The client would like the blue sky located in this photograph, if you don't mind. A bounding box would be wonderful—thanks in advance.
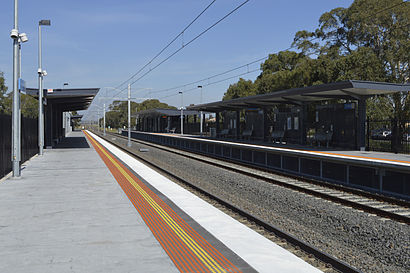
[0,0,354,120]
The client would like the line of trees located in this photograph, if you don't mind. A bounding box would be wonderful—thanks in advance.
[223,0,409,120]
[101,99,176,129]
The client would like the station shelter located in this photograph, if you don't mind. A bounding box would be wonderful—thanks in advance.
[135,108,207,134]
[27,88,99,148]
[187,80,408,150]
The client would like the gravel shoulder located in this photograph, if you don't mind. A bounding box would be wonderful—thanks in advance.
[108,135,410,273]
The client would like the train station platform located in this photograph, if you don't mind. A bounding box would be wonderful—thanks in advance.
[125,131,410,200]
[0,130,321,272]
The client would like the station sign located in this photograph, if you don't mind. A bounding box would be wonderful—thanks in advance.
[18,78,26,92]
[47,88,54,93]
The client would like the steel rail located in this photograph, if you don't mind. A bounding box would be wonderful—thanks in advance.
[105,132,410,224]
[95,131,362,273]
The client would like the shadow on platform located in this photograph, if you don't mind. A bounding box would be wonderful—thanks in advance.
[54,136,90,149]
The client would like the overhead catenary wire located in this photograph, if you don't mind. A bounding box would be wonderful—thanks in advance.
[114,0,217,92]
[110,0,250,100]
[148,1,410,102]
[150,36,319,100]
[158,68,261,100]
[95,0,407,120]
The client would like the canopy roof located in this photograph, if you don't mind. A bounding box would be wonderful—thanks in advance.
[135,108,204,117]
[188,80,409,112]
[27,88,100,111]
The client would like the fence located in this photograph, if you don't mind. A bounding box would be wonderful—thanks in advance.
[0,114,38,179]
[367,119,410,154]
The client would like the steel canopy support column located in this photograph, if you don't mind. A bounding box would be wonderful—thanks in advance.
[357,97,366,150]
[215,112,220,136]
[263,108,269,142]
[236,110,240,139]
[300,103,307,145]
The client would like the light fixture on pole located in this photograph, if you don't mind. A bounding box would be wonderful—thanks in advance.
[198,85,203,136]
[10,0,20,177]
[179,91,184,135]
[38,19,51,156]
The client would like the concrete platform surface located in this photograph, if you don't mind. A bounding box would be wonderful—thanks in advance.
[0,131,178,273]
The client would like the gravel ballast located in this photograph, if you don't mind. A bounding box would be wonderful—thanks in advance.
[105,135,410,273]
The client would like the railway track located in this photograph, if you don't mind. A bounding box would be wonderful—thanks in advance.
[105,132,410,225]
[95,131,363,273]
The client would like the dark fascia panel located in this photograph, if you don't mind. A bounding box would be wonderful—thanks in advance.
[187,80,407,112]
[26,88,100,98]
[26,87,99,111]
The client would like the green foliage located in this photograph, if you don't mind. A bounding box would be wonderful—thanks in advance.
[21,94,38,118]
[0,72,38,118]
[0,72,8,113]
[222,0,409,120]
[71,111,80,128]
[223,78,256,100]
[104,99,176,128]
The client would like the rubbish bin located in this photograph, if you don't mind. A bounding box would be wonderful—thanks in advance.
[210,128,216,137]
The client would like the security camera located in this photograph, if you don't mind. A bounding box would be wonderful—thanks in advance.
[10,29,19,39]
[37,68,42,74]
[42,70,47,76]
[19,33,28,43]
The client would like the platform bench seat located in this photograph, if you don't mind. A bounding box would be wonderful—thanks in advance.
[219,129,230,138]
[242,129,253,140]
[271,130,285,143]
[314,131,333,147]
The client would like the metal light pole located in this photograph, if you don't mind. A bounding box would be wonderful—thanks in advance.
[127,84,131,147]
[11,0,20,176]
[38,19,50,156]
[198,85,203,136]
[16,32,27,169]
[179,91,184,135]
[103,103,106,136]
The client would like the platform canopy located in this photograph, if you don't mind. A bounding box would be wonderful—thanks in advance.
[27,88,99,111]
[188,80,409,112]
[135,108,205,117]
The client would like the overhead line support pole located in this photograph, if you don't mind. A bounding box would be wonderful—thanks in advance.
[103,103,106,136]
[127,84,131,147]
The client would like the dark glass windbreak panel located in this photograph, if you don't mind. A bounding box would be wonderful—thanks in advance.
[207,143,215,154]
[0,114,37,179]
[223,146,231,157]
[195,142,200,151]
[215,145,222,155]
[349,166,378,189]
[254,151,266,165]
[283,156,299,172]
[300,158,320,177]
[322,161,346,182]
[383,171,410,196]
[267,153,281,168]
[242,149,252,162]
[201,143,207,152]
[231,148,241,159]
